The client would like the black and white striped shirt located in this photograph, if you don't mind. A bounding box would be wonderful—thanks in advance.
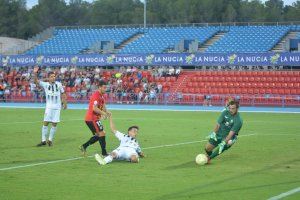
[40,81,64,109]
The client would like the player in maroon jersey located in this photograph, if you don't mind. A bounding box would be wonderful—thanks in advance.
[79,80,110,156]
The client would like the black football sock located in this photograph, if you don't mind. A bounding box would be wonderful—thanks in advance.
[83,135,100,149]
[98,136,107,155]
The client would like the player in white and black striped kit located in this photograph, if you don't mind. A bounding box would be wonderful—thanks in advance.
[95,112,145,165]
[34,66,67,147]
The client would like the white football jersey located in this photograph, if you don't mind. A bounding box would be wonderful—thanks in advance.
[115,131,142,154]
[39,81,64,109]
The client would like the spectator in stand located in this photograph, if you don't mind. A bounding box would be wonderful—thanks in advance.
[90,81,98,92]
[175,67,181,78]
[157,83,162,93]
[137,90,143,104]
[80,83,88,100]
[30,81,38,102]
[203,95,212,106]
[4,86,10,100]
[60,66,68,74]
[137,71,143,80]
[176,92,183,102]
[116,86,122,104]
[122,87,127,103]
[126,66,132,76]
[142,81,148,92]
[143,88,150,103]
[149,88,157,103]
[74,75,82,87]
[0,66,169,104]
[151,67,159,78]
[21,86,26,97]
[0,80,5,102]
[162,66,167,77]
[127,88,135,104]
[158,67,164,77]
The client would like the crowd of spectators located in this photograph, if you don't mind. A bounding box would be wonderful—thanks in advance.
[0,66,181,103]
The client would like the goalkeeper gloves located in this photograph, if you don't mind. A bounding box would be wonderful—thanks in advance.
[218,141,226,154]
[207,132,217,141]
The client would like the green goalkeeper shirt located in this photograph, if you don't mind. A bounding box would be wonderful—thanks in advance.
[217,109,243,138]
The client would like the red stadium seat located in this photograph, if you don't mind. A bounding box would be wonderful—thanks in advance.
[170,77,176,82]
[189,88,195,93]
[183,88,189,93]
[192,82,198,87]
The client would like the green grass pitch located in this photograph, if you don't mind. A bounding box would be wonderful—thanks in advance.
[0,108,300,200]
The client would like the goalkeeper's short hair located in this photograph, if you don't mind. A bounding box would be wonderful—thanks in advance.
[228,99,239,108]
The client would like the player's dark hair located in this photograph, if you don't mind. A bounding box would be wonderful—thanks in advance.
[48,72,55,77]
[128,126,139,132]
[228,100,239,108]
[98,80,107,87]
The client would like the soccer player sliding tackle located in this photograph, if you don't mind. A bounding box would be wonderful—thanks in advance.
[95,112,145,165]
[204,100,243,164]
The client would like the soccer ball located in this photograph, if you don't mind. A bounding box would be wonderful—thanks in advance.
[195,154,208,165]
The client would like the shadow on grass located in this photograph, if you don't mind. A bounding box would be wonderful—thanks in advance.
[155,158,300,200]
[164,161,198,170]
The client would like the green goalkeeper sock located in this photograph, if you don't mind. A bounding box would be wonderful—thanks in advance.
[209,145,232,159]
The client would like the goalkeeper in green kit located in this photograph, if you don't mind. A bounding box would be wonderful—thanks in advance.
[204,100,243,163]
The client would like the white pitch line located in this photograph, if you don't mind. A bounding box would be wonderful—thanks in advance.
[0,119,83,125]
[0,134,256,172]
[267,187,300,200]
[0,157,83,171]
[1,105,300,114]
[0,117,203,125]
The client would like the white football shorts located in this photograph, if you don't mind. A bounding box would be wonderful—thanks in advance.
[44,108,61,123]
[112,147,138,161]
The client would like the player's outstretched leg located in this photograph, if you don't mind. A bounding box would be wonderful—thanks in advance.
[95,152,116,165]
[95,154,113,165]
[209,144,232,160]
[80,135,101,156]
[95,154,106,165]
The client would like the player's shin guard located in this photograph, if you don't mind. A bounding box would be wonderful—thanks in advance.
[83,135,100,149]
[42,125,48,142]
[49,127,57,141]
[98,136,107,156]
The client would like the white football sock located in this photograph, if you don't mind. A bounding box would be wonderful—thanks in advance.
[48,126,57,142]
[42,125,48,142]
[104,155,113,164]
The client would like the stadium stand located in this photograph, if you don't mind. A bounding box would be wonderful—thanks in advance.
[26,28,139,55]
[25,25,300,54]
[175,70,300,106]
[205,26,290,53]
[0,66,299,107]
[119,27,219,53]
[2,24,299,107]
